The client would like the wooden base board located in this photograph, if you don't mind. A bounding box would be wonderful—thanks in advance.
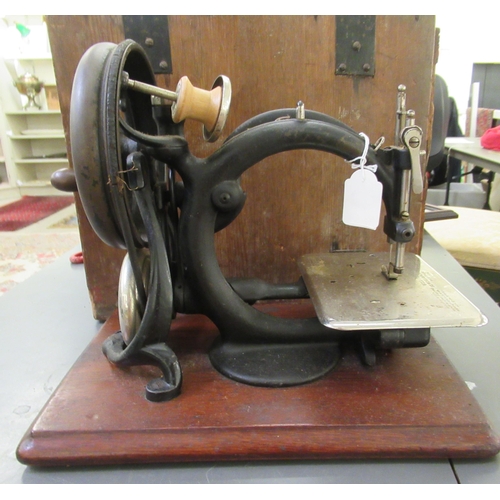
[17,302,500,466]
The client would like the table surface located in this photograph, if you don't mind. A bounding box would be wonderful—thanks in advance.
[444,137,500,173]
[425,206,500,271]
[1,234,500,484]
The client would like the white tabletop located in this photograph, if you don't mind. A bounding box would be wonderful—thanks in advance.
[444,137,500,173]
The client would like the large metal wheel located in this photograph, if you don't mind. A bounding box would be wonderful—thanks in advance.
[71,41,180,400]
[71,40,159,249]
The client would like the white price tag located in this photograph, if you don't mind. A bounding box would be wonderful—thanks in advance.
[342,169,383,230]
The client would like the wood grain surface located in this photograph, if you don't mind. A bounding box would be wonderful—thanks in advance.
[46,16,126,320]
[17,304,500,466]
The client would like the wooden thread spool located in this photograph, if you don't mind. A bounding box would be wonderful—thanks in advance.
[171,76,222,133]
[123,72,231,142]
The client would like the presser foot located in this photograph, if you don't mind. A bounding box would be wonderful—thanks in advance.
[102,332,182,402]
[209,338,341,387]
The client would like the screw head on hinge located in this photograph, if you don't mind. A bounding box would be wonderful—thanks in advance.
[352,41,362,51]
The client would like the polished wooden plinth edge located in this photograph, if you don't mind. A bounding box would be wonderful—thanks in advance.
[17,302,500,466]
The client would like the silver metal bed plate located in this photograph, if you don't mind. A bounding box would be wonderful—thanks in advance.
[298,252,486,331]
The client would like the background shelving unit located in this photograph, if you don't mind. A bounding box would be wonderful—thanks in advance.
[0,15,68,201]
[4,110,67,195]
[0,137,10,197]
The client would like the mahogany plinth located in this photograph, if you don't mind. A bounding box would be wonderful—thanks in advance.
[17,302,500,466]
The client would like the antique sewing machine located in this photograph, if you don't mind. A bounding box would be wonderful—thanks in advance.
[54,39,485,403]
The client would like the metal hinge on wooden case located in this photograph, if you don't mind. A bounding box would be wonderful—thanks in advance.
[122,15,173,74]
[335,15,376,77]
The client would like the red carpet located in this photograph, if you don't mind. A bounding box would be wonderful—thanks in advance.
[0,196,75,232]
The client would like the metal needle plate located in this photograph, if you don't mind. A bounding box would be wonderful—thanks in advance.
[298,252,486,331]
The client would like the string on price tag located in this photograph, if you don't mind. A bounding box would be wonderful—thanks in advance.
[342,133,383,230]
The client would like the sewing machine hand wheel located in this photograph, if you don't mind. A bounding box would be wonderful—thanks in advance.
[70,40,181,401]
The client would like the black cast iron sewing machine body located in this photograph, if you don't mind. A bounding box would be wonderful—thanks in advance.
[53,39,450,402]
